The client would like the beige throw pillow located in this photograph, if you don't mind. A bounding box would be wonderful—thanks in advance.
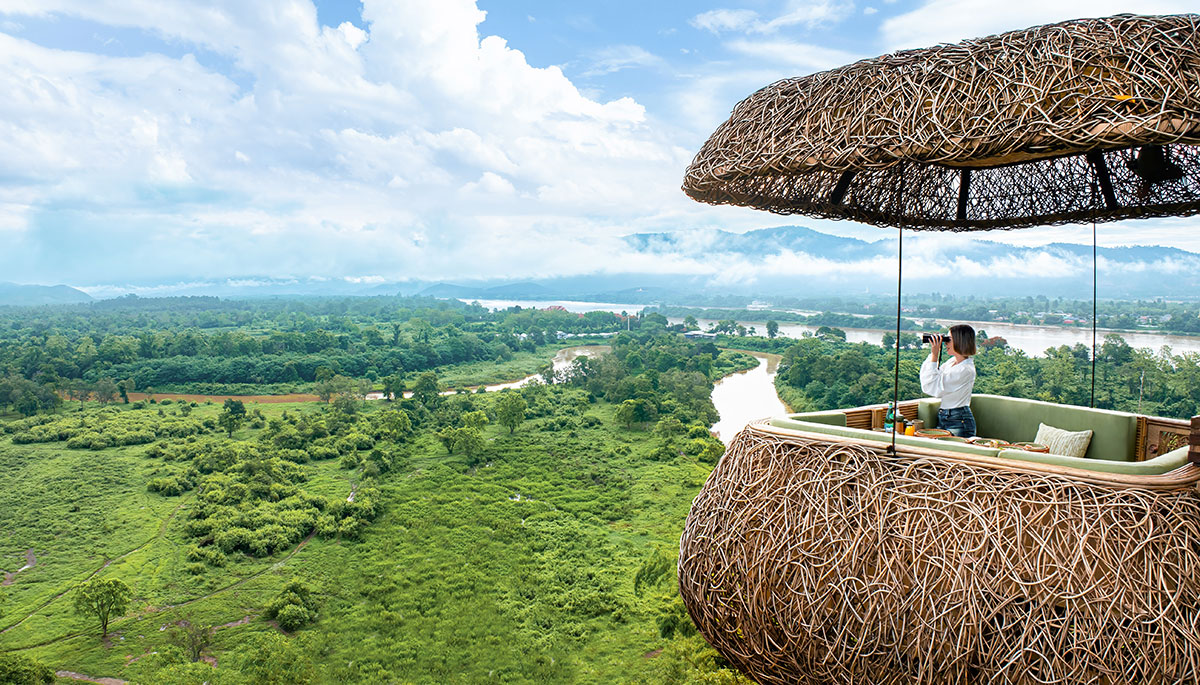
[1034,423,1093,458]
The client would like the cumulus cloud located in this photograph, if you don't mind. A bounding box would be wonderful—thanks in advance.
[881,0,1198,51]
[0,0,704,285]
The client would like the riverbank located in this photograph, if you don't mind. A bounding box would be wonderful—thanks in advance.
[710,350,788,443]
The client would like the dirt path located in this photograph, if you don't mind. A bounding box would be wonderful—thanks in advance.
[1,548,35,586]
[0,497,189,635]
[162,530,317,611]
[55,671,126,685]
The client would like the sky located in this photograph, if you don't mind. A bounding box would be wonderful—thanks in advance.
[1,0,1198,292]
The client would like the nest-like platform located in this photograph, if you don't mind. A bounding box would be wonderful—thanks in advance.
[682,14,1200,230]
[678,423,1200,684]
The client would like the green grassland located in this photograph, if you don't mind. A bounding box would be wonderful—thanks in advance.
[0,343,757,684]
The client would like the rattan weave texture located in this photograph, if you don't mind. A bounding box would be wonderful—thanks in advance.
[678,425,1200,684]
[682,14,1200,230]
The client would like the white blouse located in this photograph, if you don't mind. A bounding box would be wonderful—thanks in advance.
[920,356,976,409]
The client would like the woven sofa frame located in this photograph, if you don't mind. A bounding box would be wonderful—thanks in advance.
[678,409,1200,684]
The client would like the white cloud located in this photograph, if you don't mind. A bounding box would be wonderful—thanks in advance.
[863,7,878,15]
[583,45,664,76]
[691,1,855,35]
[691,9,760,34]
[725,39,861,72]
[0,0,710,284]
[881,0,1198,51]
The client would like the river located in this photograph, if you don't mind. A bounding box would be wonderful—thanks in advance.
[365,345,609,399]
[667,317,1200,358]
[456,298,1200,357]
[709,352,787,444]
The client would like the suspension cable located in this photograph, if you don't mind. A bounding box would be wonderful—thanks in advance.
[1091,220,1097,408]
[891,226,902,454]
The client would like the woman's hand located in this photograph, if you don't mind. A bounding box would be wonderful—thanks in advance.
[929,333,942,363]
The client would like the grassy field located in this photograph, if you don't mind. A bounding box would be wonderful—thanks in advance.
[0,387,732,683]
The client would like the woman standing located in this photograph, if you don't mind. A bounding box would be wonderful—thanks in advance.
[920,324,977,437]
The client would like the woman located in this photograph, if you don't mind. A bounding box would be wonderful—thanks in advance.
[920,324,977,437]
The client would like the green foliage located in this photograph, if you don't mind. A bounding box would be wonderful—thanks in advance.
[73,577,133,637]
[235,633,317,685]
[0,653,54,685]
[166,615,214,662]
[265,578,319,631]
[634,548,676,595]
[496,391,528,433]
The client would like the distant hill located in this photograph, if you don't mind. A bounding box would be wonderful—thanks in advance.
[62,225,1200,302]
[0,282,92,306]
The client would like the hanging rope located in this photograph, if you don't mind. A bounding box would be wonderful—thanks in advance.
[890,227,902,454]
[1091,220,1097,408]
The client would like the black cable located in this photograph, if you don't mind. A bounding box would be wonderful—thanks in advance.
[1091,220,1097,408]
[891,227,902,454]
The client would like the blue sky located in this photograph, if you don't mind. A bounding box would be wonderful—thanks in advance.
[1,0,1197,292]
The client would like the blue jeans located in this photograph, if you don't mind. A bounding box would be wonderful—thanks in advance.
[938,406,976,438]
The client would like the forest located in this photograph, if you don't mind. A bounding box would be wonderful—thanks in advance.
[1,295,1198,684]
[0,297,756,684]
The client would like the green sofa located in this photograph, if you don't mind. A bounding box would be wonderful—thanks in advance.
[770,395,1192,476]
[922,394,1136,462]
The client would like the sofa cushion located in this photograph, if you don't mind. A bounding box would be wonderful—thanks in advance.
[768,418,1001,458]
[969,395,1137,462]
[1034,423,1093,458]
[995,445,1189,476]
[785,410,847,427]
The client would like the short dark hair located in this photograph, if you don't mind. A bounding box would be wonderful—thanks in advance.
[949,324,976,356]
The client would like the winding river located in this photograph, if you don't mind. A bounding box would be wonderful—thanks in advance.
[709,352,787,444]
[365,345,610,399]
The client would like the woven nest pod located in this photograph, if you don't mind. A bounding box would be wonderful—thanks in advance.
[683,13,1200,230]
[679,426,1200,684]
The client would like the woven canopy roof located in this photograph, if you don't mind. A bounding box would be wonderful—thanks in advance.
[683,13,1200,230]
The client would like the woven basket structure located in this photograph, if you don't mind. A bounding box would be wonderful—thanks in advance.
[682,14,1200,230]
[678,424,1200,684]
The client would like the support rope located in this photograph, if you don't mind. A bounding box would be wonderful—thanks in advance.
[890,227,902,454]
[1091,220,1097,408]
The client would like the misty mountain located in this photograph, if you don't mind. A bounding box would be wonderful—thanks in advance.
[0,282,93,306]
[60,225,1200,303]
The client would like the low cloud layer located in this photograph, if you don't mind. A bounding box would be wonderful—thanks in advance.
[1,0,1198,290]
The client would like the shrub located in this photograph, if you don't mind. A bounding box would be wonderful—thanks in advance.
[0,653,54,684]
[265,579,319,631]
[275,603,313,632]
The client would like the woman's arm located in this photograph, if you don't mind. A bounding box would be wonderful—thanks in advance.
[920,356,943,397]
[921,358,975,399]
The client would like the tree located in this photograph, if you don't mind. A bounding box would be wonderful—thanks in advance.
[218,399,246,437]
[460,410,488,430]
[412,371,441,407]
[766,320,780,339]
[94,377,119,404]
[167,616,213,662]
[118,378,136,404]
[381,373,404,401]
[495,392,527,434]
[615,400,638,429]
[380,409,412,441]
[452,427,486,465]
[66,380,91,409]
[683,315,699,331]
[74,578,132,637]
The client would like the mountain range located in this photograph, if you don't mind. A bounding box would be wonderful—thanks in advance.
[0,282,93,306]
[7,226,1200,304]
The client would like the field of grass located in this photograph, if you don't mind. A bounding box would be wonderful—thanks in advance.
[0,387,735,683]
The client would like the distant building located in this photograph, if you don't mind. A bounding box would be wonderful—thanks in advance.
[684,331,718,340]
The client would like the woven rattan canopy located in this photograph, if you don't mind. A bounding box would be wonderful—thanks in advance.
[683,13,1200,230]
